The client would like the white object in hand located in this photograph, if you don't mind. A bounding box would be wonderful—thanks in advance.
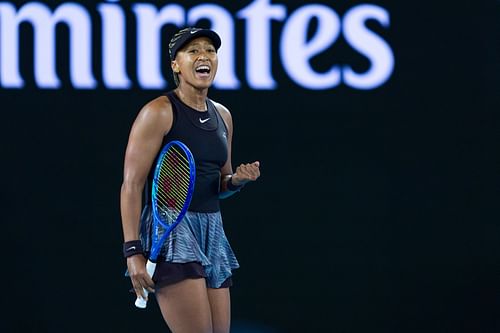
[134,260,157,309]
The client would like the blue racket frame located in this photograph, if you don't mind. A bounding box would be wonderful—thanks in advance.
[149,140,196,262]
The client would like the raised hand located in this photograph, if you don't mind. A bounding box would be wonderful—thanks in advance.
[231,161,260,186]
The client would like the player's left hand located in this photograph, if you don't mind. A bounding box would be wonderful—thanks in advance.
[231,161,260,186]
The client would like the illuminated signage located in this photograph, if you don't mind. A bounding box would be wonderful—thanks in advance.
[0,0,394,90]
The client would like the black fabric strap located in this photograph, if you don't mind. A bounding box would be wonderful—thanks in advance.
[123,240,144,258]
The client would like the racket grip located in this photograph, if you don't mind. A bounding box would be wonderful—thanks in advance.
[134,260,157,309]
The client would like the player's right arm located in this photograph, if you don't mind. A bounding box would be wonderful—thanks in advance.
[120,96,173,298]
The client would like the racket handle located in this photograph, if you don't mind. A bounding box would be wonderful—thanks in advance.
[134,260,157,309]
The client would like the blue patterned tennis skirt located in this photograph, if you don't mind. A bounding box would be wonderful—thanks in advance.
[139,206,240,288]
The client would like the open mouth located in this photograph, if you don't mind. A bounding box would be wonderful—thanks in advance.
[195,65,211,75]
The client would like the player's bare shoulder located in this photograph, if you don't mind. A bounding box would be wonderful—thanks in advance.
[140,95,172,121]
[135,95,173,135]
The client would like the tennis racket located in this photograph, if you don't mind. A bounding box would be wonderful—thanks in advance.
[135,140,196,309]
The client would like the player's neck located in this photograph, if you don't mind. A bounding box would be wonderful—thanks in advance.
[174,86,208,112]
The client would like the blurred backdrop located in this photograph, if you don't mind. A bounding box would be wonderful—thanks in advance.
[1,0,499,332]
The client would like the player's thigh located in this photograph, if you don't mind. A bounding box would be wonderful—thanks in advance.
[156,278,212,333]
[207,287,231,333]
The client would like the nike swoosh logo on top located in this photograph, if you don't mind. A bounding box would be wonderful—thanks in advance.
[126,246,136,251]
[199,118,210,124]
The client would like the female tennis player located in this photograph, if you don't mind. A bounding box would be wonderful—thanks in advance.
[120,27,260,333]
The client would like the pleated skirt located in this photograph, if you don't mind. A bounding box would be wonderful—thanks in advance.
[139,206,240,288]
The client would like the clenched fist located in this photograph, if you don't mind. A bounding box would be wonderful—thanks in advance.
[231,161,260,186]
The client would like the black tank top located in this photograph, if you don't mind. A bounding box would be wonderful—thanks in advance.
[147,91,228,213]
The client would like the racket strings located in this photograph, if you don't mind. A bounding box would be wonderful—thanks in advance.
[155,146,192,222]
[158,160,190,201]
[158,167,190,193]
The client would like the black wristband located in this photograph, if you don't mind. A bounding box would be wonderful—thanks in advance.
[227,176,245,192]
[123,240,144,258]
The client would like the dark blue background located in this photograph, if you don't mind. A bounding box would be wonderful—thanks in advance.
[1,1,499,332]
